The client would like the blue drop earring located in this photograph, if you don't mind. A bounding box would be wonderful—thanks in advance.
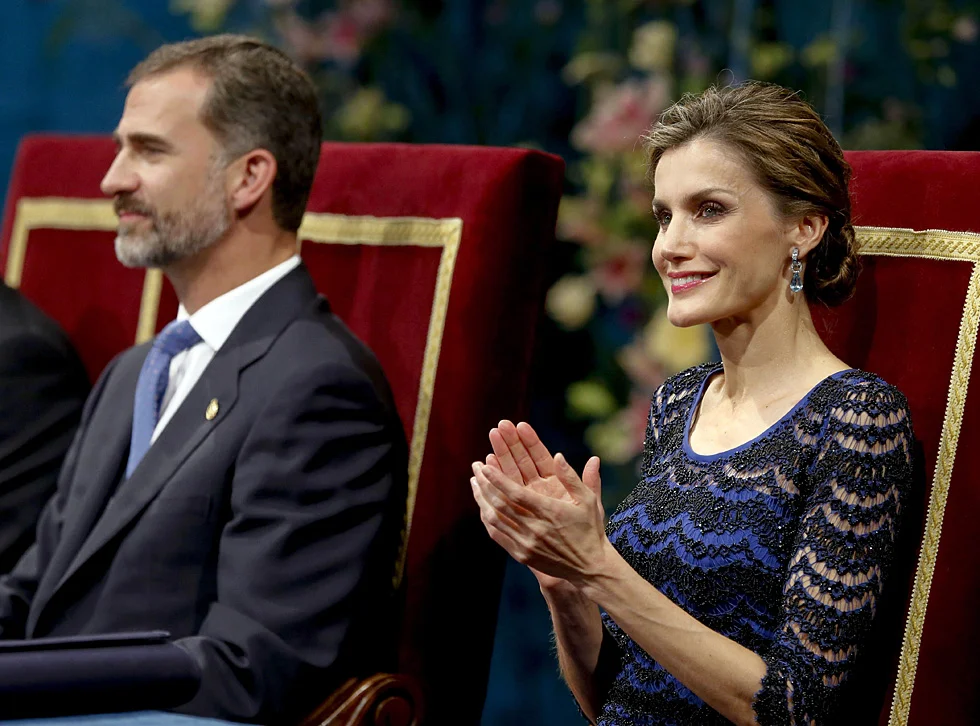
[790,248,804,293]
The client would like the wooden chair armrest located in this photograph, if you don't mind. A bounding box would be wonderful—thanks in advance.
[300,672,423,726]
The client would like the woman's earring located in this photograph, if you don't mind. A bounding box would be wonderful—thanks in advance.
[790,248,804,293]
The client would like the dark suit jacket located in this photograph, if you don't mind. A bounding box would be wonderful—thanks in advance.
[0,284,89,574]
[0,266,408,724]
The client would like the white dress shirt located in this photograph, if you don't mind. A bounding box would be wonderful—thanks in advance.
[150,255,302,443]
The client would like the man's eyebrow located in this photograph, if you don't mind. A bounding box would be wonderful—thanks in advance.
[112,131,175,151]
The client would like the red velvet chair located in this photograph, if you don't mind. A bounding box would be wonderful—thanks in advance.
[812,151,980,726]
[1,134,565,725]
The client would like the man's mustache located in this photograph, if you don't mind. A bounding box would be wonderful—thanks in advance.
[113,197,153,217]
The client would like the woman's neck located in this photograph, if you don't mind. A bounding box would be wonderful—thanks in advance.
[709,302,844,408]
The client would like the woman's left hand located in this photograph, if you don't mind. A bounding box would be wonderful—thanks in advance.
[471,451,610,586]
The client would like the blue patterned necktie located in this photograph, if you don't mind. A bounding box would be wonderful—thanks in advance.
[125,320,202,478]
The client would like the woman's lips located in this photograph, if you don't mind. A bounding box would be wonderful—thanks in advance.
[669,272,716,294]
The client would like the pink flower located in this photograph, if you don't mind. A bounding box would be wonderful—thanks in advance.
[485,0,508,25]
[571,77,669,154]
[682,48,712,78]
[275,1,394,65]
[591,243,650,304]
[953,16,979,43]
[535,0,563,25]
[349,0,395,35]
[557,197,608,247]
[322,13,363,63]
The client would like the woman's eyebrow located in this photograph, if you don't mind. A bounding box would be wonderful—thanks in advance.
[652,186,736,211]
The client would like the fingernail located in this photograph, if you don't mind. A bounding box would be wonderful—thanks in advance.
[470,477,477,488]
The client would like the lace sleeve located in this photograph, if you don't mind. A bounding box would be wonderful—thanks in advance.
[751,380,914,725]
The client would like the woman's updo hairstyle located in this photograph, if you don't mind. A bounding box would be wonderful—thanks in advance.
[643,81,859,307]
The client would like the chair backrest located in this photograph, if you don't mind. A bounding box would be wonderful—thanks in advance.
[1,135,565,725]
[812,151,980,726]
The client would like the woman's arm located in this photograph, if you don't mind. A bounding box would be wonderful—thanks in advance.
[577,538,767,725]
[540,580,606,722]
[475,454,767,726]
[479,432,610,721]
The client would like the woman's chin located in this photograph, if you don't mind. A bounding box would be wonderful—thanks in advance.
[665,307,709,329]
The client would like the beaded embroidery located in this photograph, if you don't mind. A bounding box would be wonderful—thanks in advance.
[596,363,913,725]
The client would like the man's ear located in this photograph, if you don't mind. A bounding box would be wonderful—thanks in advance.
[791,212,829,260]
[227,149,277,214]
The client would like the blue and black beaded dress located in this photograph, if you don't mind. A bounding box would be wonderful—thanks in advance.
[596,363,913,725]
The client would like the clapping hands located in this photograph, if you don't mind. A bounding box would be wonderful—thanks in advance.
[470,421,608,588]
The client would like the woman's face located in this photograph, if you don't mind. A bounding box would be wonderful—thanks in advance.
[651,138,797,329]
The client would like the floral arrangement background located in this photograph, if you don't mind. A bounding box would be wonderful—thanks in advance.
[46,0,980,504]
[33,0,980,721]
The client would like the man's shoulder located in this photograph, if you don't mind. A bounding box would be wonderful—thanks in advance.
[245,298,396,408]
[277,298,386,375]
[0,284,66,343]
[0,284,87,378]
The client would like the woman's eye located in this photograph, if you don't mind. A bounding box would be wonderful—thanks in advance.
[657,212,671,228]
[700,203,724,218]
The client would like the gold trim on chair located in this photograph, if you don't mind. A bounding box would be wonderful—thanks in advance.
[299,213,463,587]
[5,198,164,344]
[854,226,980,726]
[5,199,461,588]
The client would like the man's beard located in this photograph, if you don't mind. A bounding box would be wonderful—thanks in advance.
[113,172,232,269]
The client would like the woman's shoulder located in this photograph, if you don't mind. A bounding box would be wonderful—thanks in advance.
[820,368,911,414]
[808,369,915,452]
[652,362,721,408]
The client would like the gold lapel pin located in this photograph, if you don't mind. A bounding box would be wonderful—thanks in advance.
[205,398,220,421]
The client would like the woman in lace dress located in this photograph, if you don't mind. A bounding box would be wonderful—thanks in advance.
[470,82,914,726]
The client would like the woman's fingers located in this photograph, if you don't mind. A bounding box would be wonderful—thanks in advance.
[472,462,538,525]
[514,422,558,478]
[489,424,525,482]
[554,452,596,506]
[471,476,527,558]
[471,473,521,532]
[495,420,543,483]
[581,456,602,497]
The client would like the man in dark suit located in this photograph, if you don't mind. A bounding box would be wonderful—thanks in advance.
[0,284,88,574]
[0,35,407,724]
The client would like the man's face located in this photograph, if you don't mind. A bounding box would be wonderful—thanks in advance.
[101,67,232,269]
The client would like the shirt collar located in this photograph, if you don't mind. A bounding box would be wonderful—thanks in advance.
[176,255,302,352]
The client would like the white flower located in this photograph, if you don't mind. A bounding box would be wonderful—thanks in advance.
[546,275,597,330]
[629,21,678,73]
[170,0,236,31]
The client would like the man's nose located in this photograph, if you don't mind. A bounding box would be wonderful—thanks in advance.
[100,153,138,197]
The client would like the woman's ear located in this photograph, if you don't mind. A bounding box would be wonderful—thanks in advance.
[226,149,277,215]
[791,212,829,260]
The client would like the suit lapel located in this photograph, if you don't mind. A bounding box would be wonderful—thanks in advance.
[50,354,242,596]
[44,265,322,604]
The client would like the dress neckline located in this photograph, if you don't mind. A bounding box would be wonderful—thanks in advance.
[682,363,856,461]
